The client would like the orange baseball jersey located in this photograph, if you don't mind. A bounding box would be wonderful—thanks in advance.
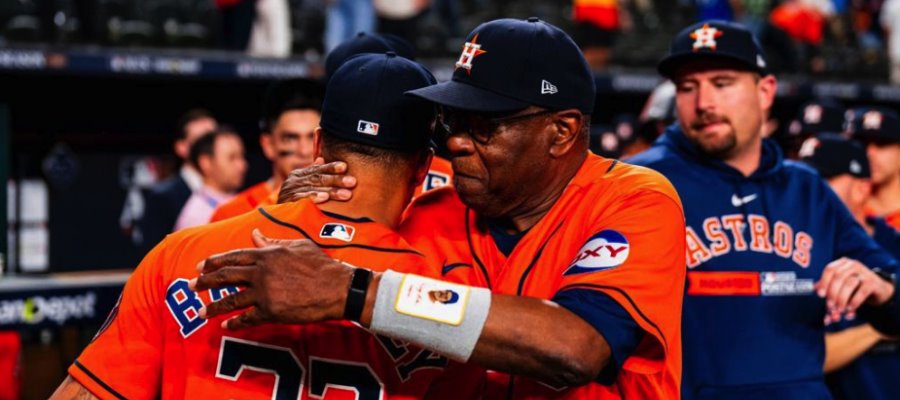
[69,200,463,400]
[209,181,274,222]
[400,153,686,399]
[413,156,453,199]
[886,210,900,231]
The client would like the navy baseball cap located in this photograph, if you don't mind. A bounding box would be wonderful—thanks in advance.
[407,17,595,114]
[658,20,769,79]
[799,134,870,178]
[325,32,416,81]
[788,98,845,137]
[846,106,900,144]
[321,53,437,151]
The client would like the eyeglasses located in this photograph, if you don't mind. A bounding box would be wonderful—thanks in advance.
[437,109,555,144]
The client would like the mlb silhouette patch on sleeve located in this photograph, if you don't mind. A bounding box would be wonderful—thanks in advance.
[395,275,470,325]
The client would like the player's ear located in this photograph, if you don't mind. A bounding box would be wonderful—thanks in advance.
[757,74,777,114]
[198,154,212,176]
[413,149,434,187]
[549,109,583,158]
[313,127,324,159]
[174,138,189,160]
[259,132,275,161]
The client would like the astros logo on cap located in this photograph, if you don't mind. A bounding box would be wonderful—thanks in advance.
[863,111,883,130]
[455,33,487,74]
[798,137,820,158]
[803,104,823,124]
[690,23,724,51]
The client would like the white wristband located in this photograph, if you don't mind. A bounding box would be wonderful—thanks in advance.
[369,270,491,362]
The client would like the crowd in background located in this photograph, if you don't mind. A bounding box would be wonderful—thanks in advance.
[2,0,900,81]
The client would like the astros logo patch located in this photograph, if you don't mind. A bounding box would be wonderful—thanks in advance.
[863,111,883,130]
[319,223,356,242]
[690,24,723,51]
[564,230,630,276]
[455,33,487,74]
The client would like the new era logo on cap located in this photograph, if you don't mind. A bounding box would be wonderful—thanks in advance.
[357,120,379,136]
[541,80,557,95]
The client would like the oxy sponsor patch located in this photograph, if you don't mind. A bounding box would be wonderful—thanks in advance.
[564,230,629,276]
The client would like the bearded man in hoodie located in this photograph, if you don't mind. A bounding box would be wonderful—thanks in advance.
[629,20,900,400]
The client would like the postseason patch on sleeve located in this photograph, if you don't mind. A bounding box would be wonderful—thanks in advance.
[394,275,470,326]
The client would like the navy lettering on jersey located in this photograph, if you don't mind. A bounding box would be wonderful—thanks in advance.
[309,357,384,400]
[217,337,304,400]
[423,172,450,192]
[686,215,813,269]
[397,349,449,382]
[375,334,410,360]
[165,278,207,337]
[209,286,240,301]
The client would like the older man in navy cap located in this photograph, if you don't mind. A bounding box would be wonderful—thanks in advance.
[196,17,686,399]
[630,20,900,400]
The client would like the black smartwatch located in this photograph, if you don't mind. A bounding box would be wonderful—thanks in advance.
[344,268,372,322]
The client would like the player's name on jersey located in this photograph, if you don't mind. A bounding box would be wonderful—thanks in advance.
[685,214,813,269]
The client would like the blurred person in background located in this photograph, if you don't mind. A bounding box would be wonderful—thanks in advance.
[137,109,217,254]
[323,31,417,80]
[247,0,292,57]
[799,133,900,400]
[846,107,900,230]
[217,0,257,51]
[174,128,246,230]
[210,80,321,222]
[374,0,430,48]
[769,0,835,73]
[882,0,900,83]
[782,98,845,159]
[325,0,376,53]
[572,0,623,71]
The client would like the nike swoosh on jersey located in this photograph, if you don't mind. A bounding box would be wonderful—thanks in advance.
[731,193,758,207]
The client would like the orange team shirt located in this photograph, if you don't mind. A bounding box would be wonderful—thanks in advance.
[210,181,274,222]
[399,153,686,399]
[886,210,900,231]
[413,156,453,199]
[69,199,474,400]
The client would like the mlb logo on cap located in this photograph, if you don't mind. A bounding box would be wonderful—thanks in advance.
[357,120,379,136]
[320,223,356,242]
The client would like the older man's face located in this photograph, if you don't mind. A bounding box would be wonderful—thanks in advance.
[443,107,556,218]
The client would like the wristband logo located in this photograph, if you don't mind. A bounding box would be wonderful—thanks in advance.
[564,230,630,276]
[319,223,356,242]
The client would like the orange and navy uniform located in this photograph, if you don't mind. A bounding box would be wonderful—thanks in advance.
[210,181,274,222]
[400,153,686,399]
[413,156,453,199]
[883,210,900,231]
[69,200,461,400]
